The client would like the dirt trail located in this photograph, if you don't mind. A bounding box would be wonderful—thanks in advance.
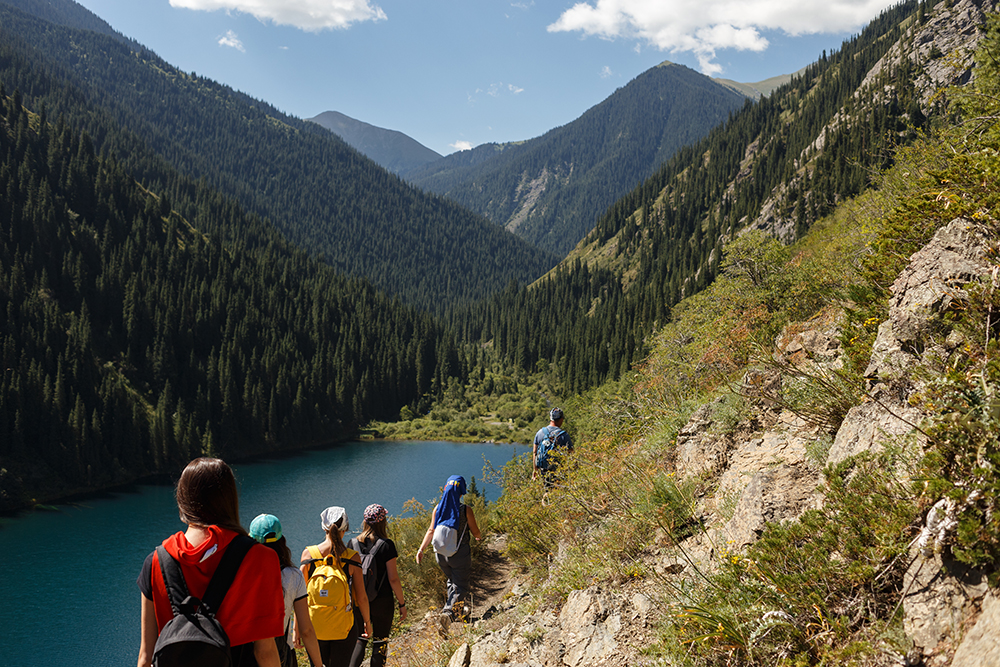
[387,535,518,666]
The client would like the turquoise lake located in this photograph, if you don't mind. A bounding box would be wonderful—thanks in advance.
[0,440,529,666]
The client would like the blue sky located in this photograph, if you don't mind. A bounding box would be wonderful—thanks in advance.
[72,0,899,156]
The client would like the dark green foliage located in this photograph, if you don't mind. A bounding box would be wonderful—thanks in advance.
[0,88,460,501]
[409,63,747,256]
[0,0,555,313]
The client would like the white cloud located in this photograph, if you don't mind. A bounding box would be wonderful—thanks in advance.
[548,0,897,74]
[475,83,523,99]
[170,0,387,32]
[451,140,474,151]
[218,30,245,51]
[600,65,613,78]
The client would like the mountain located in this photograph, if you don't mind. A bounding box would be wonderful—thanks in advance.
[715,68,807,99]
[434,6,1000,666]
[405,62,748,256]
[448,0,981,392]
[308,110,443,175]
[0,85,468,508]
[0,0,556,313]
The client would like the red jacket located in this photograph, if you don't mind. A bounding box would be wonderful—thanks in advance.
[147,525,284,647]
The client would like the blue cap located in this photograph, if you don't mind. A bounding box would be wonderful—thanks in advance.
[550,407,564,421]
[249,513,282,543]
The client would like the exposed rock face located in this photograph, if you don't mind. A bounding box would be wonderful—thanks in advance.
[868,218,991,380]
[751,0,987,242]
[673,398,736,481]
[951,593,1000,667]
[831,218,990,466]
[439,587,645,667]
[903,550,988,663]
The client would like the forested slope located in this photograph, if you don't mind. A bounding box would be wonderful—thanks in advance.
[0,0,556,313]
[0,88,462,509]
[407,62,747,256]
[448,0,973,394]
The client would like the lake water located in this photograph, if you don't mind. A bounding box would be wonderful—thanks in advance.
[0,440,529,667]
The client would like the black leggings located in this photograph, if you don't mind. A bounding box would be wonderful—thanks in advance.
[349,595,395,667]
[316,622,359,667]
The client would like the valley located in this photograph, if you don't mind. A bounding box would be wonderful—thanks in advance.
[2,0,1000,664]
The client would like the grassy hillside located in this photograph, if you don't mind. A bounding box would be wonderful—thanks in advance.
[474,6,1000,665]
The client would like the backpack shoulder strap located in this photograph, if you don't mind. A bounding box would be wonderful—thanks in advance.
[303,545,326,578]
[457,505,469,545]
[341,547,360,567]
[155,545,190,617]
[201,535,255,616]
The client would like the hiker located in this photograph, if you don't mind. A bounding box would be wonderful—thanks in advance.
[532,407,573,488]
[248,513,324,667]
[300,506,373,667]
[136,457,284,667]
[347,504,408,667]
[415,475,481,619]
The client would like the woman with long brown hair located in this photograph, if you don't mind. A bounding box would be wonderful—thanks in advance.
[347,504,407,667]
[137,457,284,667]
[300,506,372,667]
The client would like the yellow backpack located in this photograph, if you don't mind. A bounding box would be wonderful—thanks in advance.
[304,545,357,640]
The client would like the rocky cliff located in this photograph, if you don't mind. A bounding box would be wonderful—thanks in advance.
[396,220,1000,666]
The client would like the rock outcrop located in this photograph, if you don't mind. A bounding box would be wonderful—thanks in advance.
[438,218,999,666]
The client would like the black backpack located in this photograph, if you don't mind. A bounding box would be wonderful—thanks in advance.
[153,535,255,667]
[348,537,386,603]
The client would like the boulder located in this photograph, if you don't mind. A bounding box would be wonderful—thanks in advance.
[827,391,925,466]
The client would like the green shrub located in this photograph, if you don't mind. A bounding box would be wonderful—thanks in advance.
[669,449,918,666]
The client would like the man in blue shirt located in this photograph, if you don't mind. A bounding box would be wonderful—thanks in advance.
[532,407,573,488]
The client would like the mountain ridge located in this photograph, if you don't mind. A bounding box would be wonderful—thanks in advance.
[308,109,443,174]
[405,60,749,256]
[0,0,556,313]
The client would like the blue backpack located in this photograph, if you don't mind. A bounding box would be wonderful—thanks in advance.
[535,426,565,471]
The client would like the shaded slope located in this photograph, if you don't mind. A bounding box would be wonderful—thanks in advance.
[0,0,556,312]
[0,87,462,509]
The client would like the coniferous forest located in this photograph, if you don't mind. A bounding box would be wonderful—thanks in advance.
[0,0,556,314]
[0,86,463,502]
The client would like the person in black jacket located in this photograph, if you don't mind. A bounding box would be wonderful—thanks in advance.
[348,504,407,667]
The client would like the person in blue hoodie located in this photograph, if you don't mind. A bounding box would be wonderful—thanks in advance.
[415,475,481,619]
